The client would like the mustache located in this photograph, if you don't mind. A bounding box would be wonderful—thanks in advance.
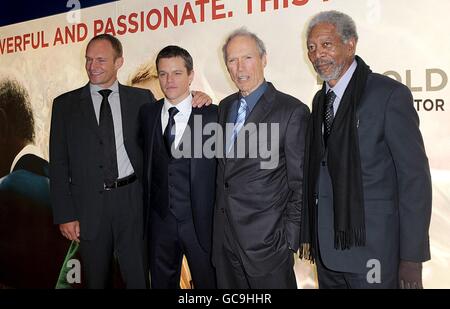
[313,59,334,68]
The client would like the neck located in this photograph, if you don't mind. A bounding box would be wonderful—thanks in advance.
[166,91,190,105]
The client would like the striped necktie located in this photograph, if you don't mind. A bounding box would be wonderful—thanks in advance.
[228,97,248,153]
[324,90,336,147]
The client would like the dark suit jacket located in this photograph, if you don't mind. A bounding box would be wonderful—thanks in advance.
[314,72,432,274]
[139,99,218,252]
[212,82,310,277]
[49,83,155,240]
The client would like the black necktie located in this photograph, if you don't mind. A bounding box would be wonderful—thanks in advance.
[98,89,118,183]
[324,90,336,147]
[164,107,179,156]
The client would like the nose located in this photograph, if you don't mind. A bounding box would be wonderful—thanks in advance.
[89,60,99,71]
[313,45,326,60]
[236,59,243,72]
[167,73,174,83]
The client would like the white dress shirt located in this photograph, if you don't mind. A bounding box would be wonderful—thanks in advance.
[326,59,358,116]
[90,80,134,178]
[161,94,193,149]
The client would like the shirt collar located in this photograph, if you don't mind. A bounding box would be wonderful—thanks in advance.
[163,93,192,116]
[241,80,267,111]
[326,59,357,99]
[90,80,119,95]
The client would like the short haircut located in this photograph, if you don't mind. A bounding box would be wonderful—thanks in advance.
[222,27,266,63]
[156,45,194,74]
[307,10,358,43]
[0,78,35,143]
[86,33,123,59]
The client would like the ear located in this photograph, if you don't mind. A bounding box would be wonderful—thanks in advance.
[346,37,357,56]
[188,70,194,85]
[115,56,124,70]
[262,54,267,68]
[0,108,8,143]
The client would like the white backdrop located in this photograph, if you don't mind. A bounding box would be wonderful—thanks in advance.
[1,0,449,288]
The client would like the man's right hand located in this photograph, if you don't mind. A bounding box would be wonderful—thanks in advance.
[59,221,80,243]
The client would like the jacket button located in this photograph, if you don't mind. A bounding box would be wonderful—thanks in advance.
[224,182,229,189]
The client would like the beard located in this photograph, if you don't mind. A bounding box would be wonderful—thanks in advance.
[313,59,345,82]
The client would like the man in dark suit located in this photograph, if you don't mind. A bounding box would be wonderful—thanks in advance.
[0,78,68,288]
[300,10,432,289]
[50,34,152,288]
[139,45,217,289]
[212,28,310,289]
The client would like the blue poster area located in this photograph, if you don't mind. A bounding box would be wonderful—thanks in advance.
[0,0,117,27]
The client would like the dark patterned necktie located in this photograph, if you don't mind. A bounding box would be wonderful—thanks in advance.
[98,89,118,183]
[323,90,336,147]
[164,107,179,155]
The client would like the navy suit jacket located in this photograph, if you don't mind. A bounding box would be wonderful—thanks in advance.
[139,99,218,252]
[314,72,432,274]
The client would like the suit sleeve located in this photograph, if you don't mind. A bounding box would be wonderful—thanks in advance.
[384,84,432,262]
[284,103,310,252]
[49,97,76,224]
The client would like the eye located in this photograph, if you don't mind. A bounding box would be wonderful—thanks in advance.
[307,44,315,52]
[158,72,166,78]
[323,41,332,48]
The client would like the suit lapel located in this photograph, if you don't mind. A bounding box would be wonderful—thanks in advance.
[144,100,163,184]
[187,107,203,181]
[79,83,101,139]
[149,100,164,154]
[119,83,132,148]
[219,94,237,163]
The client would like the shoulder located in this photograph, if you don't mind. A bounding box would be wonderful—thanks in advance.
[270,84,310,114]
[196,103,218,114]
[53,86,85,105]
[120,84,156,102]
[139,98,162,115]
[367,72,411,95]
[219,92,238,107]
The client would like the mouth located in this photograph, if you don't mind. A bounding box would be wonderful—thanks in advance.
[237,75,250,82]
[315,61,333,72]
[89,72,104,77]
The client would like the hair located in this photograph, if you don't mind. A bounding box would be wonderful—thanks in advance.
[86,33,123,59]
[128,61,158,86]
[0,78,35,143]
[222,27,267,63]
[307,10,358,43]
[156,45,194,74]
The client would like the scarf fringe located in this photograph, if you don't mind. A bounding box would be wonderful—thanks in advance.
[334,228,366,250]
[298,243,315,263]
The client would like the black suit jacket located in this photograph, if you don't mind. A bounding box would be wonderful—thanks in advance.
[313,72,432,274]
[139,99,218,252]
[212,82,310,277]
[49,83,155,240]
